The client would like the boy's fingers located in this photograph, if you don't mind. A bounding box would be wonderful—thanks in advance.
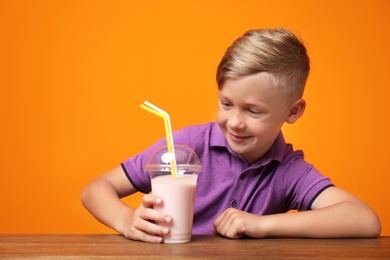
[139,194,173,223]
[141,194,162,208]
[126,227,164,244]
[137,207,172,225]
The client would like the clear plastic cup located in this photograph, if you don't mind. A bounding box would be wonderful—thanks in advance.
[145,144,202,243]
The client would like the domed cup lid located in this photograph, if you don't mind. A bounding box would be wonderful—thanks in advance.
[145,144,202,172]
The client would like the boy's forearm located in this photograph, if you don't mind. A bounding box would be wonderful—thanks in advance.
[82,180,133,234]
[263,201,381,238]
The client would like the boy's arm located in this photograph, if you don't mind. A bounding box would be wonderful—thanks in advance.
[265,187,381,238]
[81,166,172,243]
[212,187,381,238]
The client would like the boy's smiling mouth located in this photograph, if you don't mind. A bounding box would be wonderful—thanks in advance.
[228,131,251,143]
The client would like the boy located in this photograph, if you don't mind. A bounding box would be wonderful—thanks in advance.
[82,28,381,243]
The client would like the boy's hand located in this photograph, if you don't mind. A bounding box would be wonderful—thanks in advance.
[121,194,172,243]
[212,208,266,239]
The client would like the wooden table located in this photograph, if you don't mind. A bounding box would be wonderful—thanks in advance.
[0,234,389,259]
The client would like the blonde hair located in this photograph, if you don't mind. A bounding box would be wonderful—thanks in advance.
[216,28,310,101]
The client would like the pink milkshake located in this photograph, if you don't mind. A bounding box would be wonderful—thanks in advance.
[145,144,202,243]
[152,174,198,243]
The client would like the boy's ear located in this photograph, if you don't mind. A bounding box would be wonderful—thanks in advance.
[285,99,306,124]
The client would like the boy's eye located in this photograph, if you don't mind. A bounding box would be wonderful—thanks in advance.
[248,109,261,115]
[248,109,262,116]
[220,101,232,107]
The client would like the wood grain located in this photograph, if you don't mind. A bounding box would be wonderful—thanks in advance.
[0,234,389,259]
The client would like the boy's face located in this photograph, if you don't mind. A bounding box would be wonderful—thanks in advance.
[217,72,292,164]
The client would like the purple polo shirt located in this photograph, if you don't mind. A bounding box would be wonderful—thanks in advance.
[122,122,333,234]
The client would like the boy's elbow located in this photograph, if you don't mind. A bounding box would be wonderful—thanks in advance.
[81,183,93,209]
[344,202,381,238]
[367,213,382,238]
[359,205,382,238]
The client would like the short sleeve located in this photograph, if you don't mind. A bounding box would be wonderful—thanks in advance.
[283,152,334,211]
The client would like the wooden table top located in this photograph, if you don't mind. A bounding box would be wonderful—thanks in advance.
[0,234,389,259]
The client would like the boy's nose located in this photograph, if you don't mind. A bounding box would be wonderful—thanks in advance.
[227,110,245,129]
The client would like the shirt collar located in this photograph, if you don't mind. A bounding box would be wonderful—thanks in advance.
[210,123,228,147]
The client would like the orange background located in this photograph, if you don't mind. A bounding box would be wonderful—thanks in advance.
[1,0,389,235]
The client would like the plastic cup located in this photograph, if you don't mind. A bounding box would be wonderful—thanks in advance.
[145,144,202,243]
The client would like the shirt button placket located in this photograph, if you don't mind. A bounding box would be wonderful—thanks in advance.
[230,200,238,208]
[229,171,247,209]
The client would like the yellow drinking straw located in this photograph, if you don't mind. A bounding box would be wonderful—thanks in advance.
[140,101,177,177]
